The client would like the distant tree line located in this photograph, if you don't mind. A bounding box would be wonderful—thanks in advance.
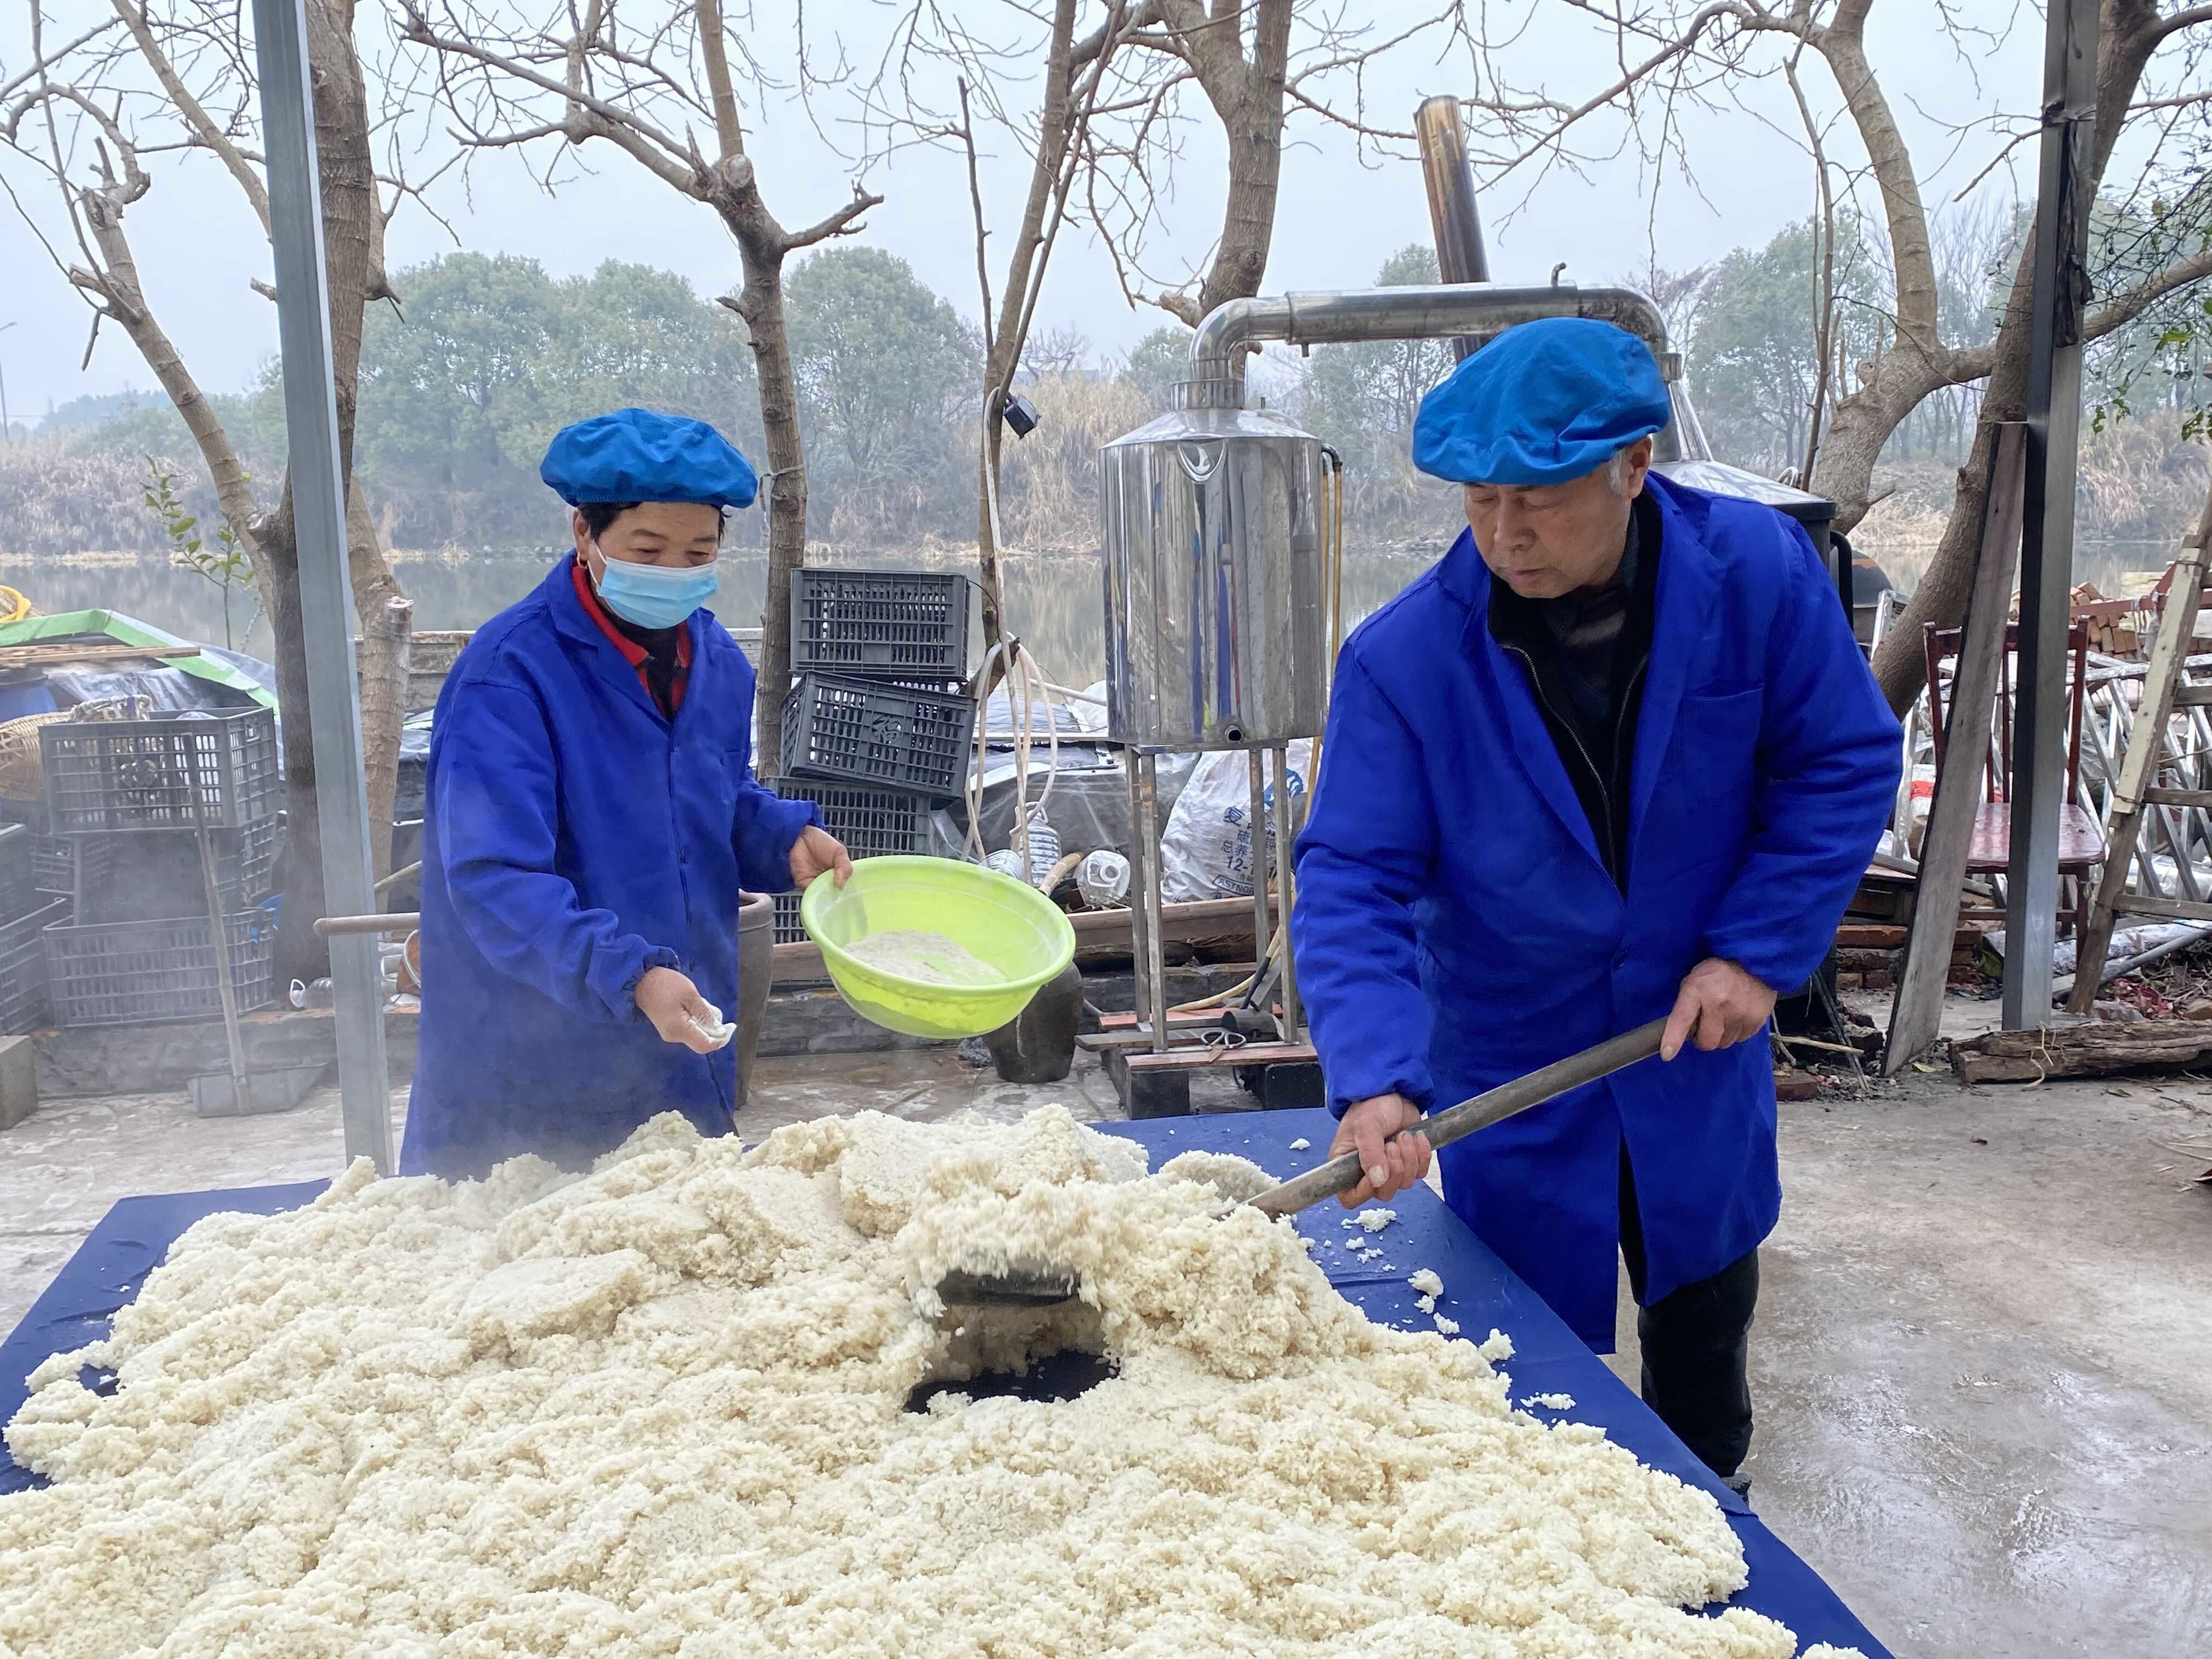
[13,220,2209,564]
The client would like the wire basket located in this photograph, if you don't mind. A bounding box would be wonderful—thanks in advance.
[44,909,279,1028]
[791,568,973,679]
[0,900,63,1034]
[765,779,932,944]
[780,673,974,796]
[39,707,281,832]
[0,714,66,803]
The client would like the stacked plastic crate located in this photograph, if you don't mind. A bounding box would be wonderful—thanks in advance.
[770,569,977,943]
[31,708,285,1028]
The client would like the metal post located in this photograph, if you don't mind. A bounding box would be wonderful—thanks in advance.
[1270,742,1301,1039]
[1139,754,1168,1049]
[250,0,393,1169]
[2004,0,2099,1030]
[1247,749,1271,973]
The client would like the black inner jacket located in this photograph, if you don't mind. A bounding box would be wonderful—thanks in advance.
[1484,489,1663,890]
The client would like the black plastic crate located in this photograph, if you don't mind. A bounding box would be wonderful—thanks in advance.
[40,707,281,832]
[791,568,973,678]
[72,817,283,924]
[0,900,64,1034]
[780,673,974,795]
[766,778,930,943]
[44,909,278,1028]
[0,823,32,923]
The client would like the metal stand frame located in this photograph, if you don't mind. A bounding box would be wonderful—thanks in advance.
[2003,0,2100,1029]
[1124,743,1305,1056]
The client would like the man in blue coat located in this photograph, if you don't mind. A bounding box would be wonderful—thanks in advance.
[400,409,850,1180]
[1292,320,1900,1486]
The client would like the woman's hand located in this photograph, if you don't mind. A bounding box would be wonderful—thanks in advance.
[636,966,726,1054]
[789,825,854,889]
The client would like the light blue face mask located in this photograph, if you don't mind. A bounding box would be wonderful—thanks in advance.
[590,543,719,630]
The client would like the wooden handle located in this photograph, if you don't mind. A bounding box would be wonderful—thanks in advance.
[314,912,420,937]
[1246,1018,1669,1219]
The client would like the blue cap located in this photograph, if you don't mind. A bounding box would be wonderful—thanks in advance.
[1412,318,1671,487]
[539,408,759,511]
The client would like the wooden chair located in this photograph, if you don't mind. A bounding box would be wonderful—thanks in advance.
[1921,620,2106,931]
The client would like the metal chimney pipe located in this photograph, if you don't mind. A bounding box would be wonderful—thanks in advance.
[1415,96,1489,360]
[1181,283,1681,461]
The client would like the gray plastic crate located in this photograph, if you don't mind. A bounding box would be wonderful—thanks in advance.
[765,779,930,944]
[0,900,64,1034]
[40,707,281,832]
[780,673,973,796]
[44,909,279,1027]
[74,817,283,924]
[791,568,973,679]
[0,824,32,923]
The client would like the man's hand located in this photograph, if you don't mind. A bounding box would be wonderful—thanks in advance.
[1661,957,1777,1061]
[789,825,853,890]
[636,966,727,1054]
[1328,1093,1432,1208]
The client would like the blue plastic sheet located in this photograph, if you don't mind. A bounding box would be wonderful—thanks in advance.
[0,1111,1891,1655]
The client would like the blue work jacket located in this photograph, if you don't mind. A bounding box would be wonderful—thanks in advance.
[1292,475,1900,1347]
[400,556,817,1179]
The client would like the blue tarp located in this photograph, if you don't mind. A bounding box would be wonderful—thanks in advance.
[0,1108,1891,1655]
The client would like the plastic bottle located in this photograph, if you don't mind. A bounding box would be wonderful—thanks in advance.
[1077,849,1131,908]
[984,849,1028,881]
[1021,805,1062,888]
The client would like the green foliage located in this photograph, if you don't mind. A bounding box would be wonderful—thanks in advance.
[143,455,254,648]
[346,253,759,546]
[1295,245,1453,464]
[1119,325,1193,412]
[786,247,977,471]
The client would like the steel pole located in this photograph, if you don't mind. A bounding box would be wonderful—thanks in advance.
[2004,0,2099,1030]
[250,0,393,1169]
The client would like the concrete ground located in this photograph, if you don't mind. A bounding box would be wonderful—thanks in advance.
[2,1040,2208,1658]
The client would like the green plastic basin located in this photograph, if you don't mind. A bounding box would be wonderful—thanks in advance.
[800,856,1077,1040]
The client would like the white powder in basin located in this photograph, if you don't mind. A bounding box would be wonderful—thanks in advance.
[845,929,1006,986]
[0,1107,1861,1659]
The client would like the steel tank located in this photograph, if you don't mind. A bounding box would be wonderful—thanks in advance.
[1100,403,1327,751]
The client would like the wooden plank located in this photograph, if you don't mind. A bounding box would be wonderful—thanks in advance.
[1953,1020,2212,1084]
[1124,1041,1316,1071]
[0,642,200,669]
[2141,787,2212,810]
[2102,892,2212,922]
[1885,424,2028,1075]
[2171,684,2212,706]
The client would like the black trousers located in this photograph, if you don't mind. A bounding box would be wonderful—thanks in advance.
[1617,1153,1759,1480]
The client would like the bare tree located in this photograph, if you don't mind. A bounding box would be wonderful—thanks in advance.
[3,0,419,977]
[399,0,881,770]
[1455,0,2212,709]
[1083,1,1482,326]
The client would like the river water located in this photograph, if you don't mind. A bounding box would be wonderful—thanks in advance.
[11,536,2175,691]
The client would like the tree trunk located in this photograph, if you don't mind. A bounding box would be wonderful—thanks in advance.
[1866,0,2170,712]
[717,171,805,776]
[349,477,410,880]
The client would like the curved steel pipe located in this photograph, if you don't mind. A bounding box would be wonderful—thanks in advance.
[1181,281,1679,457]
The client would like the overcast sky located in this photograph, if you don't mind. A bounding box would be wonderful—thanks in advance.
[1,1,2058,422]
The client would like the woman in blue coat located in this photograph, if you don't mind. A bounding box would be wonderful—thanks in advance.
[1292,321,1900,1486]
[400,410,850,1179]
